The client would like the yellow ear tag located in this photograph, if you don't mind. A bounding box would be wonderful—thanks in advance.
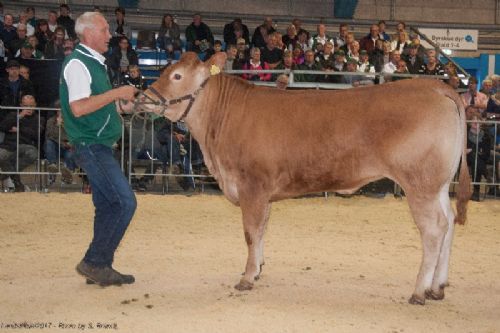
[210,64,221,76]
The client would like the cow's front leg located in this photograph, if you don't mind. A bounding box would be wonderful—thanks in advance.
[235,197,271,291]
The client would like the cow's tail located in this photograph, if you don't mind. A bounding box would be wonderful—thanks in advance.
[446,89,471,225]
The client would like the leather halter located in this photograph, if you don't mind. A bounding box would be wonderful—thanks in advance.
[137,77,210,122]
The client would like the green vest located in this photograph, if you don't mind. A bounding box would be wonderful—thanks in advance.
[59,44,122,147]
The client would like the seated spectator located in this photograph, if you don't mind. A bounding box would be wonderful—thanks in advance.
[382,50,401,80]
[8,23,28,58]
[346,40,360,62]
[107,36,138,86]
[485,90,500,118]
[295,49,322,82]
[0,60,35,109]
[315,40,335,71]
[0,14,17,57]
[203,39,223,61]
[447,75,461,90]
[330,49,347,83]
[44,26,65,60]
[294,29,311,54]
[461,77,488,117]
[47,10,60,35]
[15,11,34,37]
[291,46,304,65]
[341,58,373,87]
[25,6,37,29]
[333,23,349,49]
[260,33,283,69]
[275,73,289,90]
[223,44,238,71]
[185,13,214,54]
[466,111,492,201]
[274,50,296,80]
[309,23,333,53]
[418,53,444,76]
[395,21,407,34]
[32,18,50,51]
[56,4,75,39]
[359,24,380,58]
[233,37,249,70]
[45,109,75,184]
[157,13,182,59]
[27,35,44,58]
[339,32,355,54]
[109,7,132,50]
[16,41,34,60]
[282,24,297,51]
[223,18,250,46]
[19,65,29,80]
[122,64,147,90]
[391,59,410,82]
[0,94,43,192]
[378,20,390,41]
[408,34,426,59]
[242,47,271,81]
[357,50,375,83]
[404,43,424,74]
[391,31,411,56]
[252,17,275,50]
[370,39,390,73]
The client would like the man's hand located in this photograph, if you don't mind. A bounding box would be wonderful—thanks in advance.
[114,85,138,102]
[9,126,17,133]
[19,109,33,118]
[174,133,185,142]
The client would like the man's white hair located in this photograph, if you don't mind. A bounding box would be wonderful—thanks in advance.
[75,11,103,38]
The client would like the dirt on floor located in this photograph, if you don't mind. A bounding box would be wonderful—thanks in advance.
[0,193,499,333]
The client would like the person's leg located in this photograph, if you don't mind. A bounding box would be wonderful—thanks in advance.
[74,144,137,268]
[44,139,59,166]
[0,148,13,180]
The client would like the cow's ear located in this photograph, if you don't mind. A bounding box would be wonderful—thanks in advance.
[206,52,227,72]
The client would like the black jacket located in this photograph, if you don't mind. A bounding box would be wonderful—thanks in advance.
[0,110,44,151]
[0,76,35,107]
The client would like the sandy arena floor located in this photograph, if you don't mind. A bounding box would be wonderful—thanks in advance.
[0,193,499,333]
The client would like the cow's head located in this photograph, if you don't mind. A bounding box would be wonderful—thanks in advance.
[140,51,227,122]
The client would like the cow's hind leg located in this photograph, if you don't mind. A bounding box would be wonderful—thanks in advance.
[427,185,456,301]
[406,193,449,305]
[234,196,271,291]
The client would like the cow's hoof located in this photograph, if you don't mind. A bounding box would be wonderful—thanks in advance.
[425,288,445,301]
[234,279,254,291]
[408,294,426,305]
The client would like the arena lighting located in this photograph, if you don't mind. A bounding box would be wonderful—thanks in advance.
[442,48,453,55]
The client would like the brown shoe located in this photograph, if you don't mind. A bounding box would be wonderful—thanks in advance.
[85,266,135,285]
[76,260,123,287]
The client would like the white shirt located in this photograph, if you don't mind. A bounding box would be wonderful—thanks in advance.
[64,44,107,103]
[382,62,397,74]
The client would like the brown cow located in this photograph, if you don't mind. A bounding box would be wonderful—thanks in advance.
[140,52,470,305]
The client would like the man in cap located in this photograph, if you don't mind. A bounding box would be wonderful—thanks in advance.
[0,60,34,108]
[17,41,34,59]
[403,42,424,74]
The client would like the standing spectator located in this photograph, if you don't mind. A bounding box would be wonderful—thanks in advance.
[260,32,283,69]
[0,14,17,52]
[461,77,488,116]
[223,18,250,47]
[252,17,275,50]
[44,26,65,60]
[57,4,75,39]
[0,94,42,192]
[107,36,138,86]
[309,23,333,53]
[404,43,424,74]
[185,13,214,54]
[359,24,380,57]
[0,60,34,108]
[109,7,132,50]
[333,23,349,49]
[242,47,271,81]
[378,20,390,41]
[45,109,75,184]
[418,53,444,76]
[157,14,182,59]
[34,19,52,53]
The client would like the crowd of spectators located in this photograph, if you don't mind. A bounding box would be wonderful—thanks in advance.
[0,4,499,197]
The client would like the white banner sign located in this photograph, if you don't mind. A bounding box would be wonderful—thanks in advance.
[418,28,478,51]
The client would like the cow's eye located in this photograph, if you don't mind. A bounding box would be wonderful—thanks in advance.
[174,73,182,80]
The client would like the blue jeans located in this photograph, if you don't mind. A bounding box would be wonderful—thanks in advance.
[44,139,77,170]
[73,144,137,267]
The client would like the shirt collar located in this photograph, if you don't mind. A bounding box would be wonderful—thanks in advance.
[78,43,107,65]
